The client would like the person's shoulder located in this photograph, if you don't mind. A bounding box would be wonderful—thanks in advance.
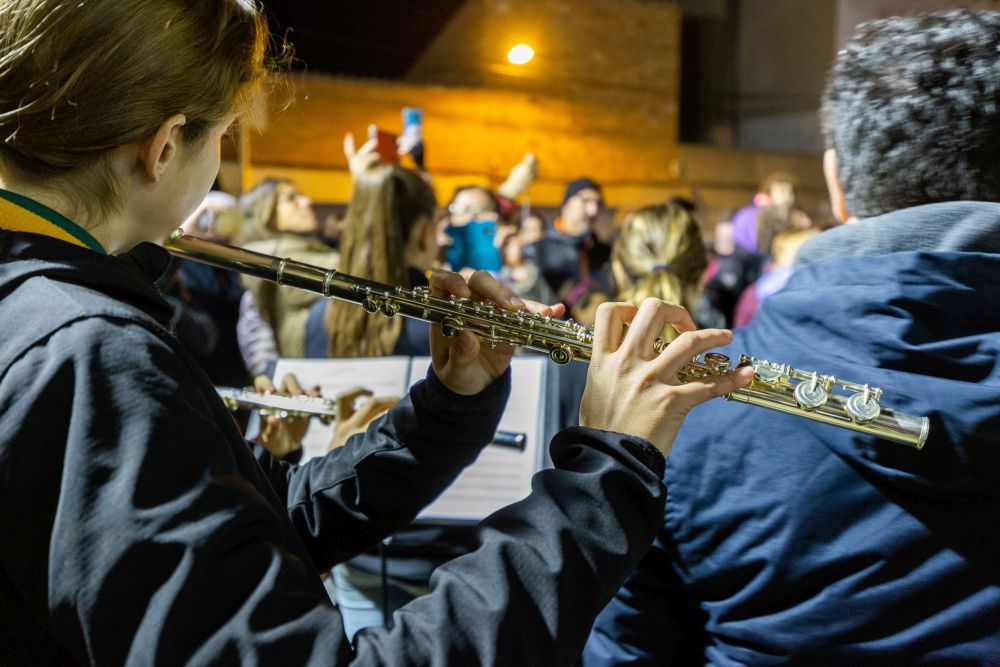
[0,276,179,379]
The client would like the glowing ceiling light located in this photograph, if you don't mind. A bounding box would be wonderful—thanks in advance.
[507,44,535,65]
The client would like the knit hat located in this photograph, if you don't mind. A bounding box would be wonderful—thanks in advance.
[561,178,602,207]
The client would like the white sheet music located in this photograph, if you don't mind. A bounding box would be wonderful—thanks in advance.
[271,357,412,462]
[409,356,547,522]
[269,355,548,522]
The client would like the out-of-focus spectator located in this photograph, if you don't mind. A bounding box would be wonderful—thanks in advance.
[305,165,438,359]
[731,172,797,253]
[732,227,819,327]
[236,290,279,377]
[235,179,339,359]
[166,189,252,388]
[444,186,504,272]
[440,154,539,273]
[756,203,813,262]
[695,218,766,329]
[523,177,612,296]
[496,153,538,203]
[180,191,238,240]
[497,222,556,305]
[519,213,545,245]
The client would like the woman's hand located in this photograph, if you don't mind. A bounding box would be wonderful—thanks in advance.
[580,298,754,458]
[254,373,319,460]
[429,269,565,396]
[343,131,380,177]
[328,387,400,451]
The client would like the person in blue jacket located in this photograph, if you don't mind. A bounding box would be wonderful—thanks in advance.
[584,9,1000,665]
[0,1,753,665]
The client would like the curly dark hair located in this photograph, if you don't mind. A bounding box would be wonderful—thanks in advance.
[821,10,1000,218]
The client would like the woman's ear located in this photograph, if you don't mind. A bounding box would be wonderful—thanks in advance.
[139,114,187,183]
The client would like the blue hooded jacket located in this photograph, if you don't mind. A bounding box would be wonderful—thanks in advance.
[585,203,1000,664]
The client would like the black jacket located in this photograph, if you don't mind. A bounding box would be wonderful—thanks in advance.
[0,230,667,666]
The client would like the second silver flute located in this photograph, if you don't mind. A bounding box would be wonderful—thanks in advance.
[167,232,929,449]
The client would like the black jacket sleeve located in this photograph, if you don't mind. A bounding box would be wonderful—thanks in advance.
[0,315,665,666]
[353,427,668,666]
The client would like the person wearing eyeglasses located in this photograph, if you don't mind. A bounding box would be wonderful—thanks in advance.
[443,185,505,272]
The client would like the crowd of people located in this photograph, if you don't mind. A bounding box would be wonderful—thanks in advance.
[0,1,997,664]
[171,149,826,412]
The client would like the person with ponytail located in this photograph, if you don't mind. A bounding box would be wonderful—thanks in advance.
[555,203,709,433]
[0,1,749,664]
[611,203,708,340]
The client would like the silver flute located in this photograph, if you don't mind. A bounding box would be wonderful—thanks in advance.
[170,232,929,449]
[216,386,528,450]
[216,387,338,422]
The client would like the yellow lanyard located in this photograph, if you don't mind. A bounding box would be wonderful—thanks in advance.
[0,188,106,254]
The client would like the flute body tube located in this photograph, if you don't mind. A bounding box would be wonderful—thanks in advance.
[168,232,929,449]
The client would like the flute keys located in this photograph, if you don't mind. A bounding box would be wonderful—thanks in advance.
[753,360,786,385]
[440,316,464,338]
[846,391,882,423]
[549,345,573,365]
[794,381,828,410]
[703,353,731,373]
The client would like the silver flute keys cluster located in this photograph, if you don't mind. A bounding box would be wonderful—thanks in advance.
[680,354,929,448]
[169,232,929,449]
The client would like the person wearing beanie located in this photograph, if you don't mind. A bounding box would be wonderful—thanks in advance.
[523,177,613,297]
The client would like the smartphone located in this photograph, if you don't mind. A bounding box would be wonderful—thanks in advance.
[446,219,502,272]
[368,125,398,165]
[401,107,424,169]
[401,107,422,143]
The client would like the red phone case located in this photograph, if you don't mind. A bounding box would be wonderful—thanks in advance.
[370,127,398,165]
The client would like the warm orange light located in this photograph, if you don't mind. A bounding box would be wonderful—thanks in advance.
[507,44,535,65]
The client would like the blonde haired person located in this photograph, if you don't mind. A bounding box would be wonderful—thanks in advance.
[611,203,708,340]
[0,1,749,664]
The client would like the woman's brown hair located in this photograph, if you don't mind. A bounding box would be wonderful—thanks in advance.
[0,0,270,217]
[611,203,707,340]
[326,166,437,357]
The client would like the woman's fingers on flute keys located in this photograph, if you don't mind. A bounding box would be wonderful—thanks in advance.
[582,298,754,458]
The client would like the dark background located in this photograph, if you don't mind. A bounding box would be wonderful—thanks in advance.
[261,1,468,77]
[258,0,738,145]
